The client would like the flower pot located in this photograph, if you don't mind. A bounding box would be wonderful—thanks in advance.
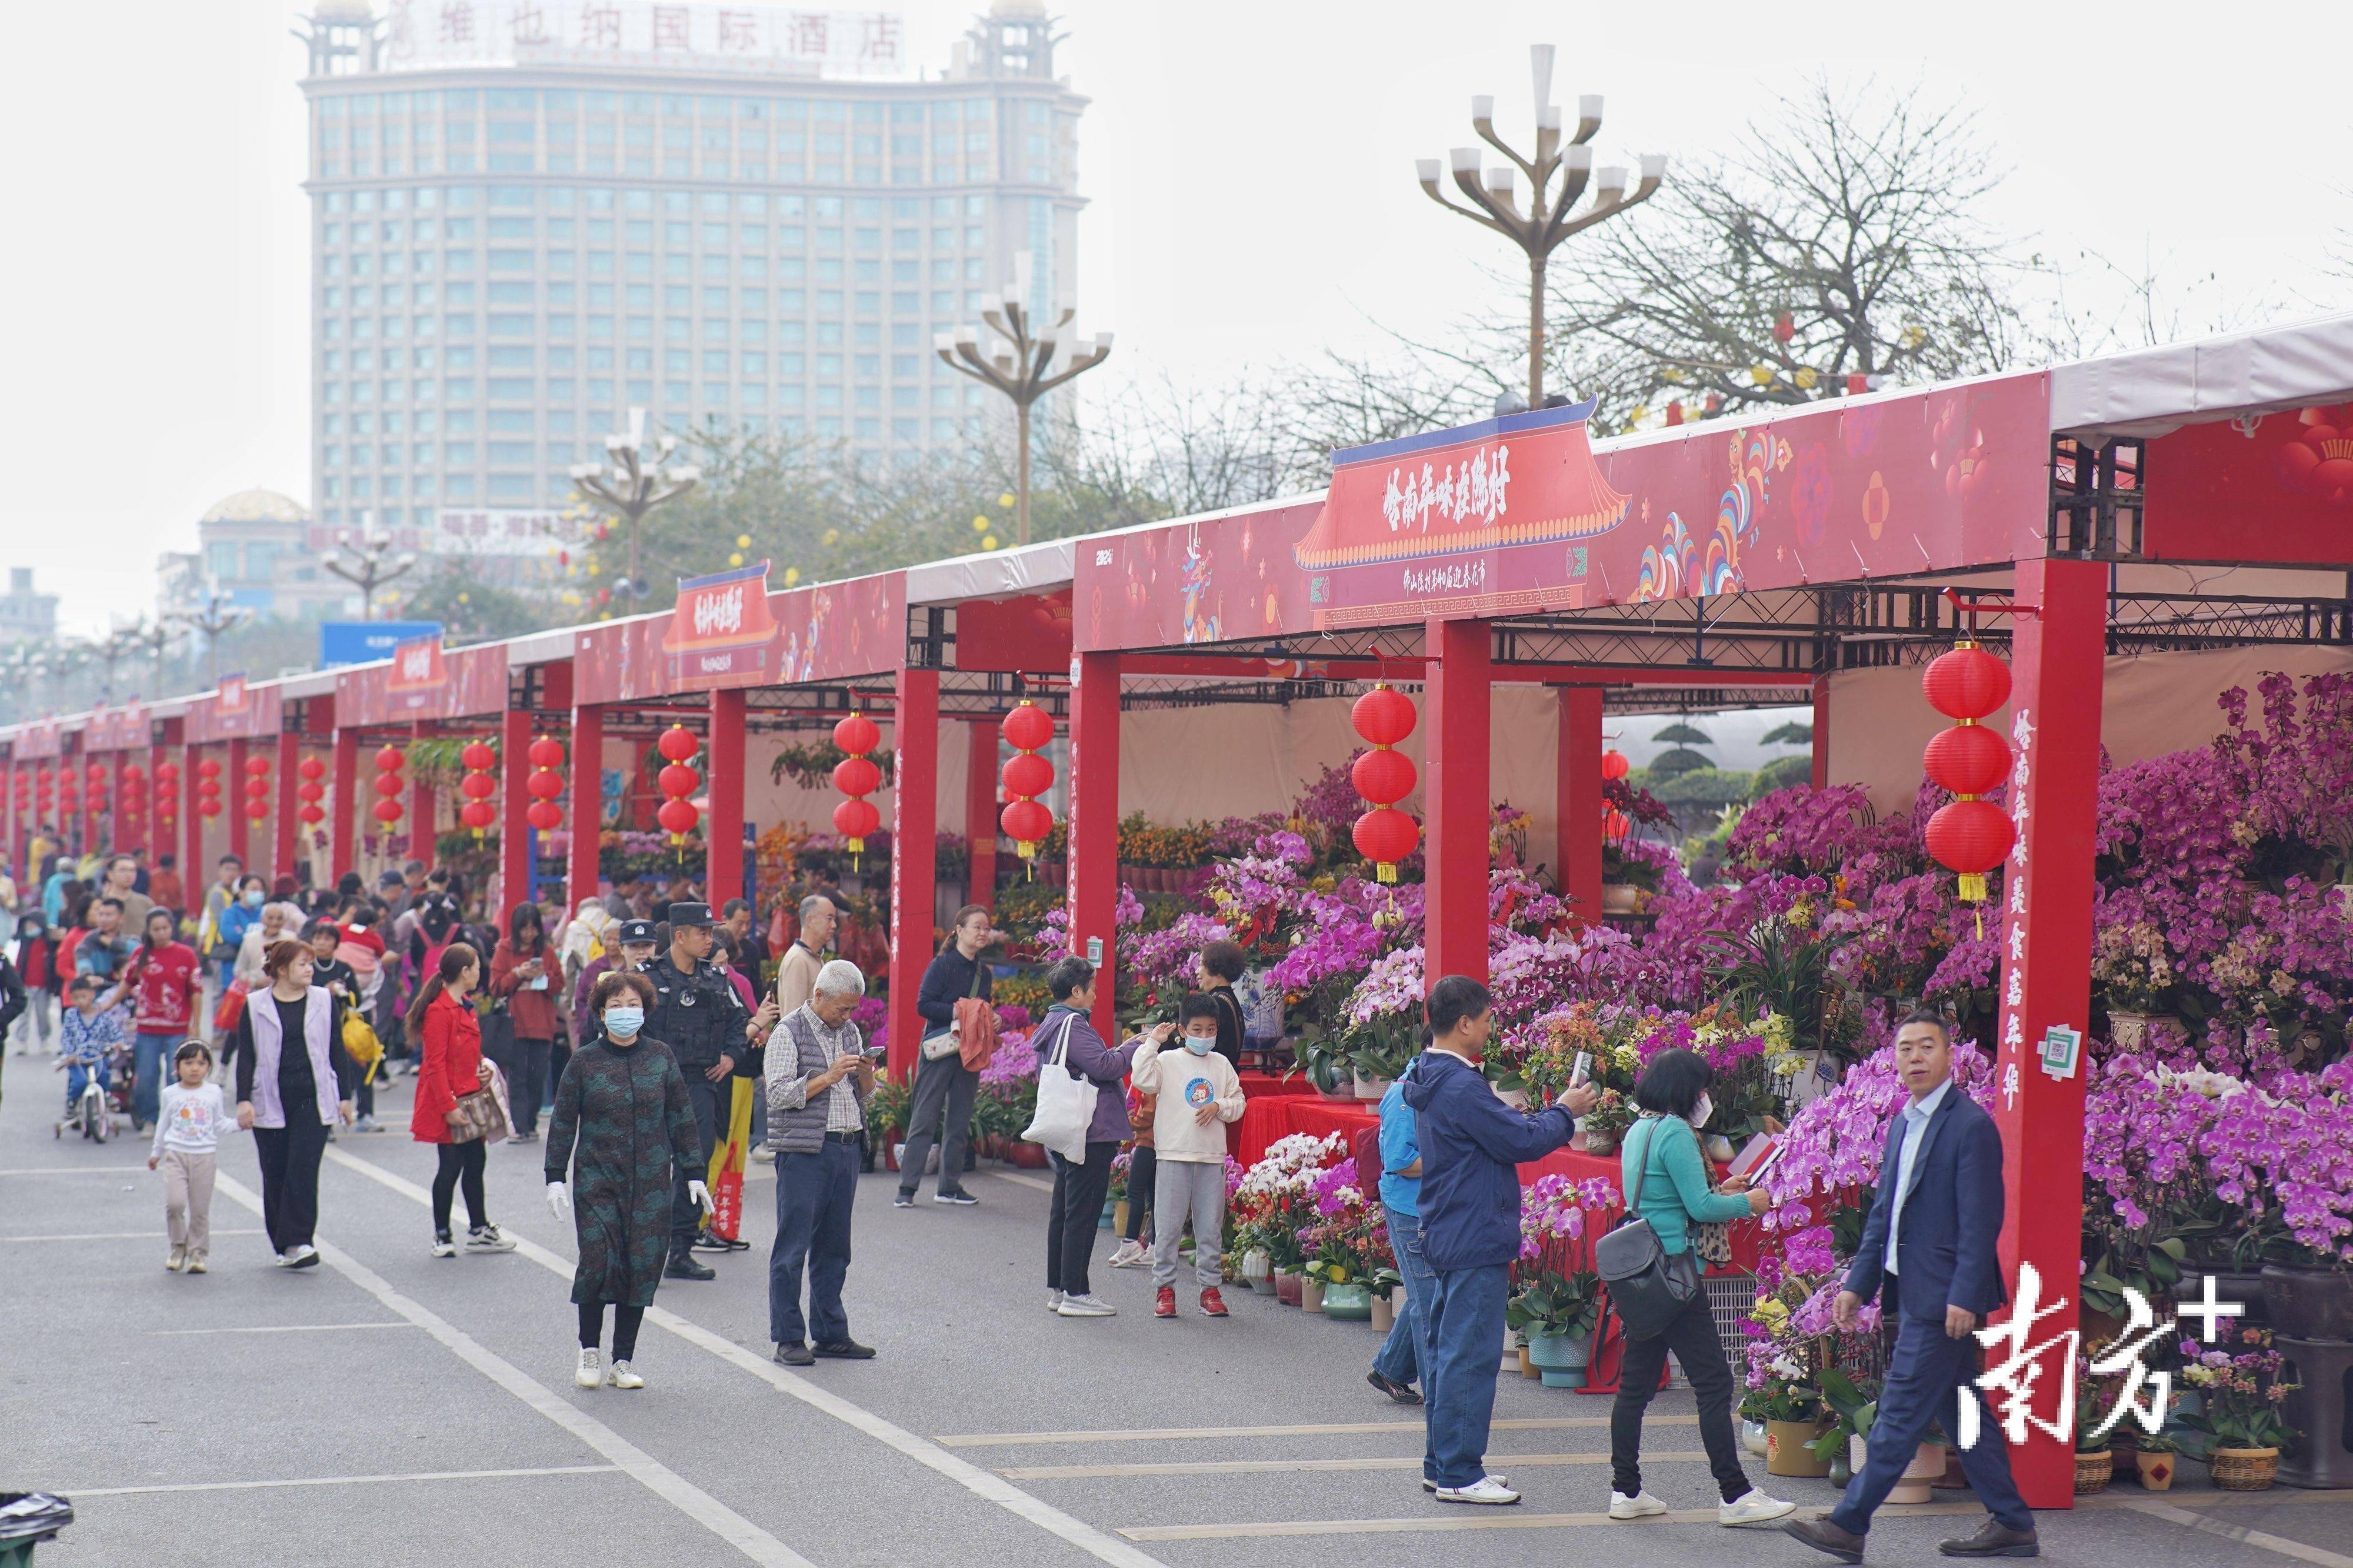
[1352,1071,1392,1101]
[2261,1263,2353,1340]
[2134,1449,2177,1490]
[1741,1418,1769,1456]
[1601,883,1641,915]
[881,1140,901,1172]
[1523,1329,1595,1389]
[1274,1268,1303,1307]
[1888,1442,1944,1504]
[1518,1344,1539,1380]
[1005,1140,1049,1169]
[1766,1420,1834,1478]
[1301,1277,1326,1313]
[1112,1199,1130,1235]
[2105,1011,2164,1052]
[1324,1282,1373,1320]
[2074,1450,2112,1494]
[1241,1249,1274,1294]
[2209,1447,2280,1491]
[892,1142,940,1175]
[1369,1288,1396,1332]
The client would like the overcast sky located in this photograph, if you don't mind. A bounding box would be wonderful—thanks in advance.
[5,0,2345,639]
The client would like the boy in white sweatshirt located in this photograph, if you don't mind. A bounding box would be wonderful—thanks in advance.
[149,1041,238,1273]
[1126,995,1247,1319]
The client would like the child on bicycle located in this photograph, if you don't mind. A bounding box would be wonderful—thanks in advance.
[58,973,128,1130]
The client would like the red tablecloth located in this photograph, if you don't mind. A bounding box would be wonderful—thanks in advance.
[1235,1070,1323,1101]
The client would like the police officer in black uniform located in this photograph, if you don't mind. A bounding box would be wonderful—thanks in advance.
[645,903,775,1279]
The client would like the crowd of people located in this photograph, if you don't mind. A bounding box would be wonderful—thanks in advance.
[0,842,2039,1553]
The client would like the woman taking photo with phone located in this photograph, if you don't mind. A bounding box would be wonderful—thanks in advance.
[490,903,561,1142]
[409,942,515,1259]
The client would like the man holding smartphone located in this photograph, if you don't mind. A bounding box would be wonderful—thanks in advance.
[764,958,878,1367]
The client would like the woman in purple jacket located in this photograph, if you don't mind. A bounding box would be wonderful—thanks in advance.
[1032,956,1139,1318]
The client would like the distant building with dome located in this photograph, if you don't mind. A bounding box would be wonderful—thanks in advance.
[156,489,358,624]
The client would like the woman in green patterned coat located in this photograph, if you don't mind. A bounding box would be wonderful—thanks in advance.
[545,969,708,1391]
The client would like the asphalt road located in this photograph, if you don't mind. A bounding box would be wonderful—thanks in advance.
[4,1049,2349,1568]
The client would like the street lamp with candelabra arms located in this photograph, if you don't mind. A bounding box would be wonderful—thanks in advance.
[934,250,1112,548]
[168,590,252,688]
[1415,44,1666,410]
[569,406,700,605]
[321,514,418,621]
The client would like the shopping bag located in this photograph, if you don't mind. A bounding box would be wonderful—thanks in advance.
[1019,1012,1096,1163]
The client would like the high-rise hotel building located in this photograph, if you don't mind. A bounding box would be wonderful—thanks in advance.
[295,1,1086,540]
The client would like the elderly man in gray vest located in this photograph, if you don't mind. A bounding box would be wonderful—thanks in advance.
[764,958,878,1367]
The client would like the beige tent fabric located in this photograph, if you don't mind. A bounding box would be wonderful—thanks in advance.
[1827,645,2353,815]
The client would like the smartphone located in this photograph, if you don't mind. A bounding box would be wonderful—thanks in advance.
[1568,1050,1593,1087]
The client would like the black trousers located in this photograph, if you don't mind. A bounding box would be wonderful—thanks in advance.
[578,1300,646,1361]
[1611,1284,1752,1503]
[669,1073,725,1244]
[1046,1141,1118,1297]
[508,1037,553,1135]
[252,1119,331,1254]
[896,1047,976,1197]
[432,1140,488,1235]
[1122,1145,1156,1242]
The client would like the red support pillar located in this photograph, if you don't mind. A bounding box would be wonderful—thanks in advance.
[273,729,300,886]
[226,738,249,868]
[409,722,435,870]
[330,722,358,883]
[964,719,998,909]
[705,688,746,911]
[1989,556,2106,1511]
[146,733,168,873]
[498,708,531,918]
[1557,685,1604,928]
[1811,675,1832,790]
[1422,619,1491,989]
[885,668,939,1083]
[183,740,204,887]
[106,748,126,859]
[568,703,605,910]
[1066,652,1122,1042]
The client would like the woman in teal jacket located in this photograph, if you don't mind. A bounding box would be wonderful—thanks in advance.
[1608,1047,1791,1527]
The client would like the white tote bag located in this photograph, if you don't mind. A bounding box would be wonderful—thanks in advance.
[1020,1012,1098,1163]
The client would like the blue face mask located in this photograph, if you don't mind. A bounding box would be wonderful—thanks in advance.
[243,890,265,907]
[604,1007,644,1039]
[1182,1033,1217,1056]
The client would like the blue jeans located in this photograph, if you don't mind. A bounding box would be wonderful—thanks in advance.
[133,1032,179,1127]
[1831,1312,2033,1536]
[1422,1262,1512,1489]
[65,1059,109,1112]
[769,1136,858,1348]
[1372,1204,1435,1387]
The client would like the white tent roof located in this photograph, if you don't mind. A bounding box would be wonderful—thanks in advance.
[2049,309,2353,438]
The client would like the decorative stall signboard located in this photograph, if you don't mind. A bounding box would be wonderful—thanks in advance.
[187,673,282,744]
[1075,373,2051,650]
[572,569,905,705]
[14,719,62,760]
[334,636,511,728]
[2143,401,2353,564]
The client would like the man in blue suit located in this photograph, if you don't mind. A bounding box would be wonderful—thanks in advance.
[1785,1012,2038,1563]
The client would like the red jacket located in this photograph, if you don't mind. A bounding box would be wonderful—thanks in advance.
[410,989,484,1144]
[128,942,199,1034]
[489,937,560,1042]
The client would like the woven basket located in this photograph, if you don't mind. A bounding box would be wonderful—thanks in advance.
[2210,1447,2279,1491]
[2074,1450,2112,1494]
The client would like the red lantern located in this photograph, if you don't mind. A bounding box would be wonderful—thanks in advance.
[1922,723,2011,798]
[526,799,564,830]
[1348,682,1419,882]
[372,799,404,824]
[373,773,405,798]
[526,769,563,800]
[1925,799,2015,884]
[524,735,565,836]
[1602,808,1631,842]
[374,744,404,772]
[298,803,326,825]
[459,739,497,839]
[1919,640,2015,903]
[460,741,496,772]
[459,799,496,832]
[1921,643,2011,721]
[997,699,1055,866]
[527,736,565,770]
[298,756,325,782]
[372,743,404,827]
[831,710,881,860]
[244,755,268,780]
[244,797,268,822]
[1601,749,1631,781]
[655,724,700,844]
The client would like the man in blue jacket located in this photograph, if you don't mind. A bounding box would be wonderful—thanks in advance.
[1785,1011,2036,1563]
[1399,975,1597,1505]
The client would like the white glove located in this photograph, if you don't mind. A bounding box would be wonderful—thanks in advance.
[546,1180,570,1220]
[687,1179,712,1214]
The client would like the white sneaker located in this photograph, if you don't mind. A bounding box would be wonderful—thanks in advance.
[1046,1289,1065,1313]
[1718,1489,1795,1526]
[284,1244,319,1269]
[432,1232,458,1257]
[575,1348,602,1389]
[1609,1490,1668,1520]
[1106,1240,1148,1268]
[166,1245,187,1272]
[1424,1473,1508,1493]
[606,1359,644,1390]
[466,1225,516,1253]
[1055,1292,1117,1317]
[1434,1476,1521,1506]
[749,1146,775,1164]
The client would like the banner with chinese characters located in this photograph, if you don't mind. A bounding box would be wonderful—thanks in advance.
[430,509,567,561]
[12,719,62,760]
[571,570,904,704]
[663,562,779,689]
[1075,373,2051,650]
[382,1,906,78]
[86,702,149,752]
[335,637,511,728]
[187,673,282,743]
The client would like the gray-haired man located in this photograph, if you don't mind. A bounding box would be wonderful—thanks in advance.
[765,958,876,1367]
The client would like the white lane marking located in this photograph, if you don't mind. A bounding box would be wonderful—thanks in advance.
[210,1169,815,1568]
[0,1166,152,1176]
[145,1322,415,1336]
[1003,1450,1711,1480]
[938,1416,1679,1447]
[62,1465,621,1497]
[322,1143,1172,1568]
[2118,1496,2353,1568]
[2,1229,265,1243]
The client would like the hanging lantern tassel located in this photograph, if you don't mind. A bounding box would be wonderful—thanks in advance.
[1919,640,2017,925]
[832,710,883,869]
[998,699,1056,878]
[1348,683,1421,883]
[655,723,701,850]
[458,739,499,840]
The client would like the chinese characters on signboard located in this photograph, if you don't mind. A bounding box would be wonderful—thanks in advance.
[431,509,568,560]
[384,1,906,77]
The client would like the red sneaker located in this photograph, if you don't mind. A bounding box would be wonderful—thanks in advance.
[1199,1287,1229,1317]
[1154,1286,1177,1318]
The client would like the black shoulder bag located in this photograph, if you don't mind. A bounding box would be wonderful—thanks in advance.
[1594,1117,1704,1340]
